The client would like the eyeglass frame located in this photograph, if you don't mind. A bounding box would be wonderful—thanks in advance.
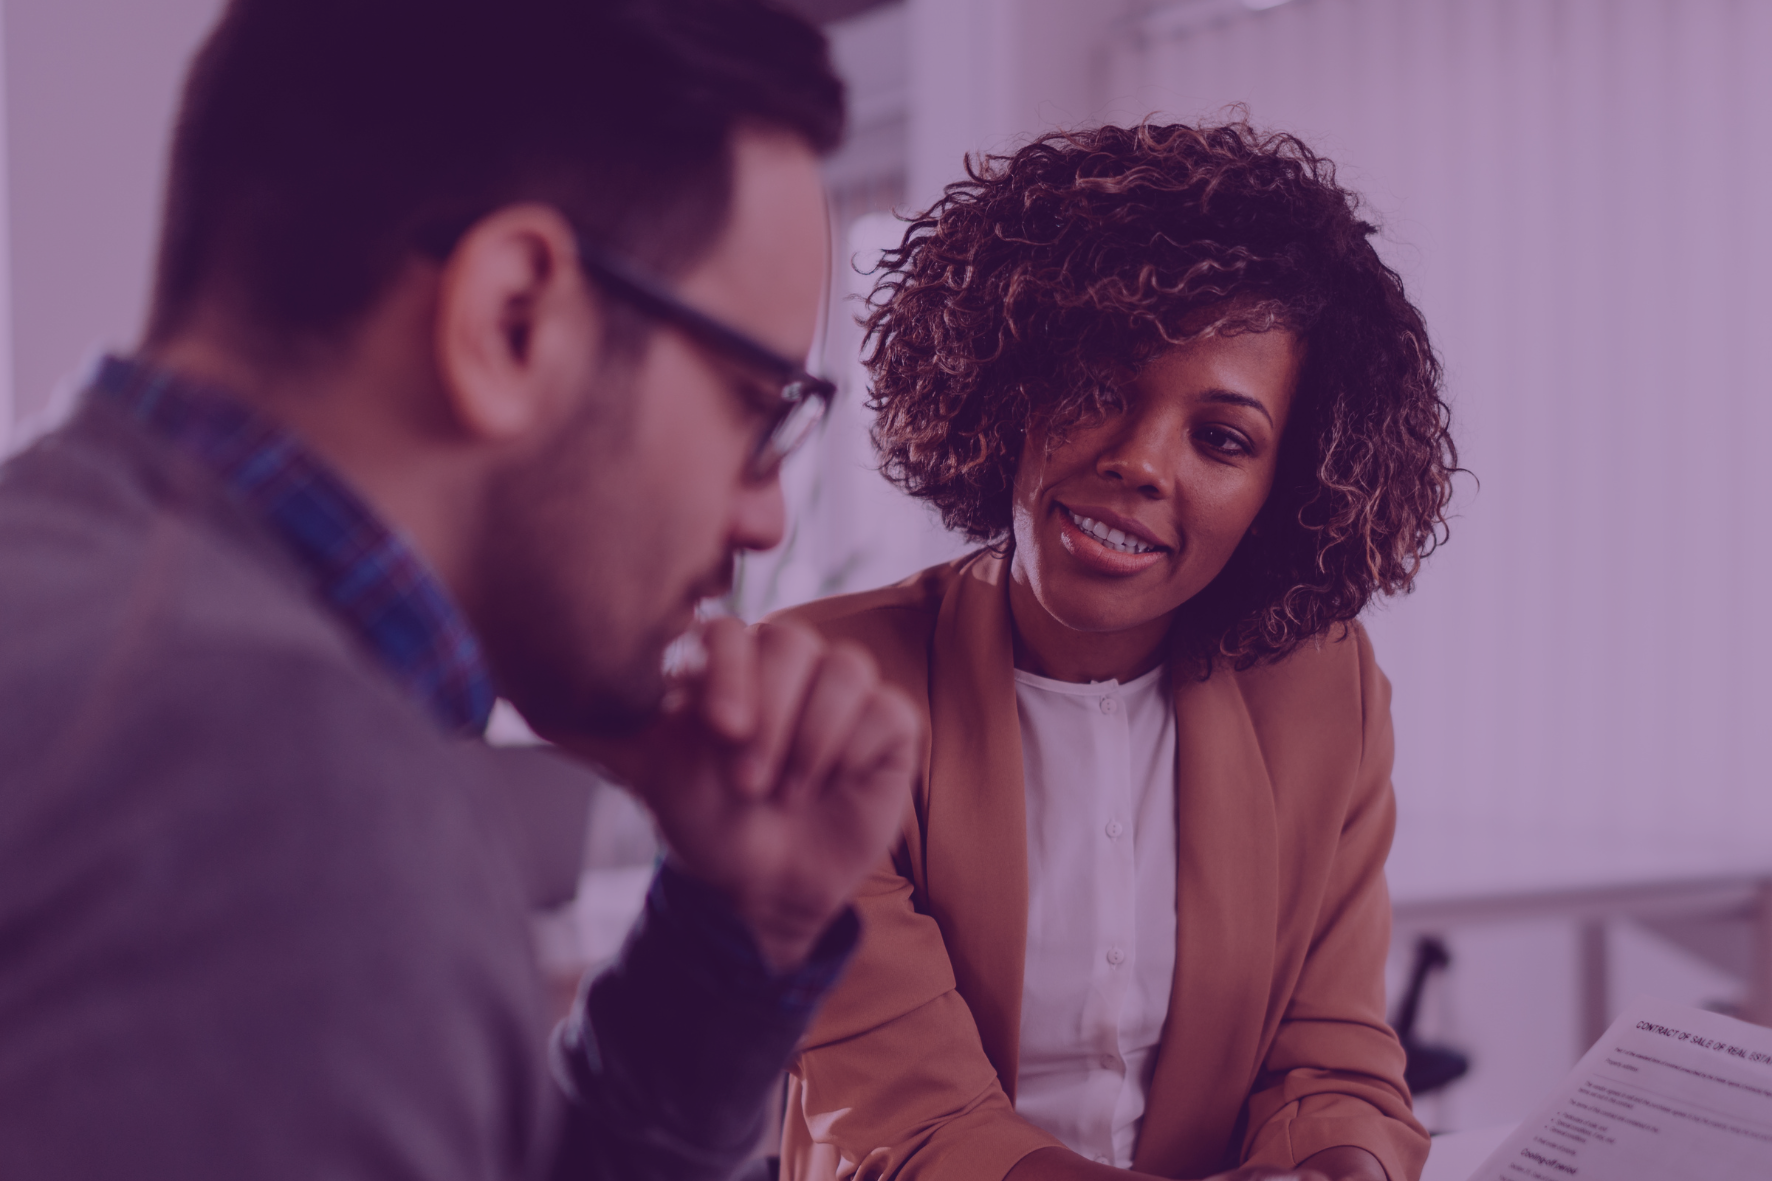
[571,235,835,481]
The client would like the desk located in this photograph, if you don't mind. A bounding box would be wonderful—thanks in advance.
[1420,1124,1515,1181]
[1387,816,1772,1044]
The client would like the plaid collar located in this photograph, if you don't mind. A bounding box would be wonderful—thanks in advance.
[91,355,495,736]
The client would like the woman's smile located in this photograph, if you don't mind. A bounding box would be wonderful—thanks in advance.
[1054,502,1169,575]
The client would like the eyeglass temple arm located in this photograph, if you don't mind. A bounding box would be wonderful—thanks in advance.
[576,243,812,383]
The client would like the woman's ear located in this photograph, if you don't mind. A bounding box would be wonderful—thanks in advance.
[432,203,602,443]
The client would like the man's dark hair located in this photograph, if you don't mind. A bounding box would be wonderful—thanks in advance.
[149,0,844,347]
[865,121,1459,668]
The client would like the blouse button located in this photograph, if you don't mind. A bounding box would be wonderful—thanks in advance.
[1098,1053,1117,1070]
[1099,697,1119,715]
[1105,820,1124,839]
[1106,946,1125,966]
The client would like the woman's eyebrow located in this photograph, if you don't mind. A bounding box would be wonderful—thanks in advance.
[1202,388,1274,425]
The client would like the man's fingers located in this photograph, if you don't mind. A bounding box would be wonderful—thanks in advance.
[778,684,916,905]
[826,681,921,813]
[732,621,823,797]
[696,616,757,742]
[776,641,878,806]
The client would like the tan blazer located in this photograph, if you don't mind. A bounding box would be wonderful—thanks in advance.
[772,552,1428,1181]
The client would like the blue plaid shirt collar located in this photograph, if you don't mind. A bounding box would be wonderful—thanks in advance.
[92,355,496,736]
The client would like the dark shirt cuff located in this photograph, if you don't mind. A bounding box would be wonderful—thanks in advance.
[547,866,859,1179]
[648,861,860,1018]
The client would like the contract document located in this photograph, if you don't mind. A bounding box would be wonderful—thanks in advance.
[1466,996,1772,1180]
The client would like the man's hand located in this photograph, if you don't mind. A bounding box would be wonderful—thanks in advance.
[562,617,919,972]
[1006,1144,1384,1180]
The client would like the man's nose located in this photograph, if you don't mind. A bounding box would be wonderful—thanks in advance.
[731,470,787,552]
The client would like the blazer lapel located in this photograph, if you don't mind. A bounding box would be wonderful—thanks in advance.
[923,552,1029,1097]
[1132,664,1281,1177]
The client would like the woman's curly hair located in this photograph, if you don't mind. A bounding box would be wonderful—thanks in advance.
[863,120,1459,666]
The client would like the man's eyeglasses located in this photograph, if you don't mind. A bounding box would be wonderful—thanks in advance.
[573,237,835,481]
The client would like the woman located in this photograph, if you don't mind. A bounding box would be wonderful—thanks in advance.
[773,122,1457,1181]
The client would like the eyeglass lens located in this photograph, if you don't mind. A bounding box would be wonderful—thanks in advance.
[753,383,829,476]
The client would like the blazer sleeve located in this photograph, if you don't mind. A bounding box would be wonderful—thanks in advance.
[785,846,1063,1180]
[1238,626,1431,1181]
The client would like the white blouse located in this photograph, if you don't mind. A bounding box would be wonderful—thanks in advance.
[1012,663,1178,1168]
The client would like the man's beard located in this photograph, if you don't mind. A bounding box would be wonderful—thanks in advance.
[481,593,670,740]
[523,653,668,740]
[478,549,739,743]
[467,366,744,743]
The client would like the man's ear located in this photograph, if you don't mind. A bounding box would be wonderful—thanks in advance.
[433,203,602,442]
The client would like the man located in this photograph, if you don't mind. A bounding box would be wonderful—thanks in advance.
[0,1,918,1178]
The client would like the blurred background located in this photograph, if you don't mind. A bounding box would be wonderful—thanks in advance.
[2,0,1769,1138]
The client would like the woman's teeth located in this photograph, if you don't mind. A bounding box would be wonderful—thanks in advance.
[1063,507,1157,554]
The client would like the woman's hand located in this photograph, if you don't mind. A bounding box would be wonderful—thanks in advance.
[1007,1144,1384,1181]
[1203,1146,1387,1181]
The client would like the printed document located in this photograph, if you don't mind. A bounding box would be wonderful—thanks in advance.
[1466,995,1772,1180]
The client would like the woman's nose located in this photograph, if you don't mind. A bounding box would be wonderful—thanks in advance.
[1095,414,1175,498]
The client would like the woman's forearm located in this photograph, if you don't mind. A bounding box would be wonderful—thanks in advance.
[1297,1145,1388,1180]
[1005,1143,1386,1181]
[1006,1146,1150,1180]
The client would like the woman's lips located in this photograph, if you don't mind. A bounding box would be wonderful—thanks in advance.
[1056,505,1166,575]
[1061,503,1168,551]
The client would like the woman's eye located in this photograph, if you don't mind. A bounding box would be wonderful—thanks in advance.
[1196,426,1252,455]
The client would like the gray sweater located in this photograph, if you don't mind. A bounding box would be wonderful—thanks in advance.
[0,398,840,1179]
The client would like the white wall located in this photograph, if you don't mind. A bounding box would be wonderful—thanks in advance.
[0,5,11,452]
[1109,0,1772,860]
[3,0,225,439]
[905,0,1128,208]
